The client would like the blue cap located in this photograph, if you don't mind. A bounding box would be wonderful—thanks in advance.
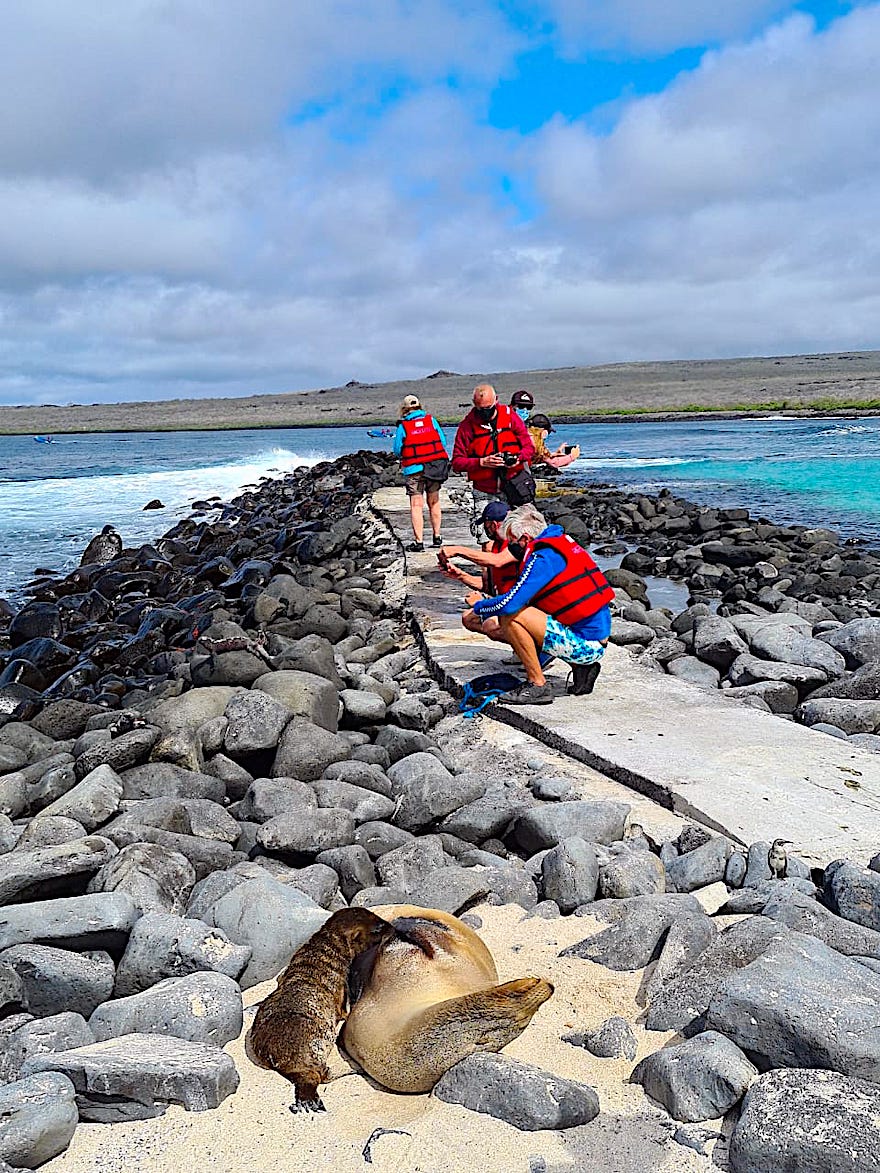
[481,501,509,524]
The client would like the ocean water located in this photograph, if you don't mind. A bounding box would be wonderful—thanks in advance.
[2,415,879,600]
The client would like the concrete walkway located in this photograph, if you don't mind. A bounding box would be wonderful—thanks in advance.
[373,485,880,865]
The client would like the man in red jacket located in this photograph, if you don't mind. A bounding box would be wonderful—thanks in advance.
[452,384,535,538]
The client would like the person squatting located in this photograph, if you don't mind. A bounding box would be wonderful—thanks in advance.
[441,502,615,707]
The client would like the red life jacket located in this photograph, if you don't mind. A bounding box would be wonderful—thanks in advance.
[523,532,615,626]
[487,538,521,596]
[466,404,524,491]
[399,415,448,467]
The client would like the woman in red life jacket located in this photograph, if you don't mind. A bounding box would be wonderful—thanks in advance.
[467,503,615,705]
[392,394,450,552]
[451,384,535,538]
[438,501,520,644]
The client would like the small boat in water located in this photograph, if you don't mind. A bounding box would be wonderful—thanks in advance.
[366,427,394,439]
[33,435,56,444]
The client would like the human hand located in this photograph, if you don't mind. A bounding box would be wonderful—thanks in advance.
[480,454,505,468]
[465,591,483,606]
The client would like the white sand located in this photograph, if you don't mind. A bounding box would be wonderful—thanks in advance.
[42,904,716,1173]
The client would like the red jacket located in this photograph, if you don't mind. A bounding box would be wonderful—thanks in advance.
[486,538,521,595]
[452,406,535,492]
[523,532,615,625]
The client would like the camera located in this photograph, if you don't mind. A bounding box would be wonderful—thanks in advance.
[502,452,517,467]
[563,444,576,454]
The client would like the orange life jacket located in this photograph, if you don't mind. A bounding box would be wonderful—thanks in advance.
[523,532,615,626]
[487,538,521,596]
[466,404,524,490]
[399,415,448,467]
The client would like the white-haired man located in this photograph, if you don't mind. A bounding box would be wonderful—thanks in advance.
[466,504,615,705]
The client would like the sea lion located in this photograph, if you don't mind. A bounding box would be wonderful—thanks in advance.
[341,904,554,1093]
[248,907,397,1112]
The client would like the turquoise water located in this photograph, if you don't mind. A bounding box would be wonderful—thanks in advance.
[1,415,879,599]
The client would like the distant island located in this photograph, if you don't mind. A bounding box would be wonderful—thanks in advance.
[2,350,880,434]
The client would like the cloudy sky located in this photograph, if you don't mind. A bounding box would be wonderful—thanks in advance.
[1,0,877,405]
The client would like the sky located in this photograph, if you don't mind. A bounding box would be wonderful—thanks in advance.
[1,0,878,406]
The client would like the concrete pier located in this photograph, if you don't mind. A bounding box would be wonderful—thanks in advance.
[373,485,880,865]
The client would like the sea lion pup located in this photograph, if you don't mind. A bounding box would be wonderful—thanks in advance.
[341,905,554,1093]
[248,907,397,1112]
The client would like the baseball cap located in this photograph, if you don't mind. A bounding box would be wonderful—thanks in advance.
[529,412,554,433]
[400,394,421,413]
[481,500,510,524]
[510,389,534,408]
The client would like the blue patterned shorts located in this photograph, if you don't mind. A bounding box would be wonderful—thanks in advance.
[541,615,607,665]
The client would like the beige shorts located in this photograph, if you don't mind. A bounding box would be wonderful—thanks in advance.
[404,473,442,497]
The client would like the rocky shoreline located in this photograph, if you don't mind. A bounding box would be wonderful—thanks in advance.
[1,454,880,1171]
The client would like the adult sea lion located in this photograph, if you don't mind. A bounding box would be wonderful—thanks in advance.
[248,907,397,1112]
[341,905,554,1093]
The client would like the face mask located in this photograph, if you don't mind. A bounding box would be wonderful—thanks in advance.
[475,405,496,422]
[515,407,530,421]
[508,540,526,561]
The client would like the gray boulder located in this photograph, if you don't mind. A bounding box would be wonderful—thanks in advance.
[86,842,196,916]
[72,727,160,781]
[355,820,415,859]
[511,801,630,855]
[323,760,392,796]
[237,776,317,823]
[0,835,118,904]
[37,763,124,830]
[311,778,395,824]
[541,838,598,912]
[0,892,139,953]
[797,698,880,733]
[820,617,880,669]
[388,753,484,832]
[727,653,827,693]
[408,866,492,914]
[439,785,530,845]
[0,1012,95,1084]
[315,845,376,901]
[729,1068,880,1173]
[89,971,242,1047]
[764,887,880,958]
[257,806,356,856]
[749,626,846,677]
[0,1071,78,1167]
[250,670,339,733]
[143,686,242,772]
[565,1016,637,1060]
[665,837,729,894]
[120,762,225,803]
[666,657,721,689]
[204,875,329,987]
[0,944,114,1018]
[376,836,448,892]
[724,681,799,713]
[693,616,748,670]
[707,929,880,1080]
[339,689,387,726]
[599,850,666,899]
[114,912,251,997]
[271,718,350,782]
[15,816,86,851]
[824,860,880,933]
[633,1031,757,1123]
[433,1053,599,1131]
[561,894,701,970]
[222,689,292,755]
[742,841,773,888]
[21,1033,239,1120]
[0,773,27,819]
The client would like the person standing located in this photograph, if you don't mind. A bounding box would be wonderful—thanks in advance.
[393,394,449,552]
[452,384,535,537]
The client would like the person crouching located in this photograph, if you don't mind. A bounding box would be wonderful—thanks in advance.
[439,501,520,645]
[468,503,615,705]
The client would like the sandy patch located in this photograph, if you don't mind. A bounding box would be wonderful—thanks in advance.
[42,904,715,1173]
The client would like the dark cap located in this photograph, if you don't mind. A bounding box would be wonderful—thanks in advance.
[529,412,554,433]
[510,389,534,408]
[481,500,510,524]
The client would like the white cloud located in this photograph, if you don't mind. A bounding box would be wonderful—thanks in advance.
[541,0,798,54]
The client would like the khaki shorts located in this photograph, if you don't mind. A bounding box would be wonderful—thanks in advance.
[404,473,442,497]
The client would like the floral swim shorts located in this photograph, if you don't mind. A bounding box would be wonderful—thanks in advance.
[541,616,607,665]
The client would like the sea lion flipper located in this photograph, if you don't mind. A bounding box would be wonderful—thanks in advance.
[405,977,554,1086]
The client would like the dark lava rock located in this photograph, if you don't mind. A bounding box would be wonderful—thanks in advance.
[565,1016,637,1060]
[89,971,243,1047]
[433,1053,599,1131]
[540,838,598,912]
[0,944,115,1018]
[632,1031,757,1123]
[824,859,880,933]
[114,911,251,997]
[0,892,139,954]
[510,800,630,855]
[0,1071,79,1168]
[729,1068,880,1173]
[562,894,701,971]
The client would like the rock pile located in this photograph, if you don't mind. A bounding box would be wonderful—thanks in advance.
[543,486,880,750]
[1,458,879,1169]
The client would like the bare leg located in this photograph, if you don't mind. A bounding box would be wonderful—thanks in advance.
[498,608,549,684]
[408,493,424,542]
[426,490,441,539]
[461,611,507,644]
